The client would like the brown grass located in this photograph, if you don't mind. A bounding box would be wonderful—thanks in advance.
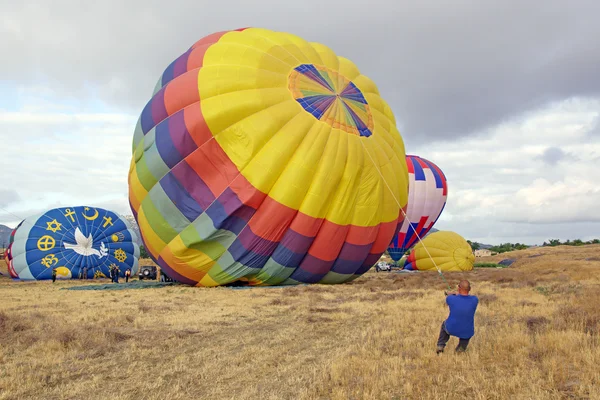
[0,245,600,399]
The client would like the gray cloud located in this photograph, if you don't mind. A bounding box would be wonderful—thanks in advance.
[0,189,20,208]
[2,1,600,245]
[538,147,567,166]
[2,0,600,144]
[587,114,600,139]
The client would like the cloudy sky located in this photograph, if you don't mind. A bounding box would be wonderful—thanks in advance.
[1,0,599,245]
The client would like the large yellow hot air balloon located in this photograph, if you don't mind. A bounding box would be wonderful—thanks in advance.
[404,231,474,271]
[128,28,409,286]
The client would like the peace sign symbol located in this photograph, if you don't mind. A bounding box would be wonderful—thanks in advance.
[37,235,56,251]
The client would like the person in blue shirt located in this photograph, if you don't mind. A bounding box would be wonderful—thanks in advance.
[436,280,479,354]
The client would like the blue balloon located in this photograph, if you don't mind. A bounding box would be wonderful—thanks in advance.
[10,206,140,280]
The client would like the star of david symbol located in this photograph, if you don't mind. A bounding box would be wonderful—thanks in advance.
[46,219,62,233]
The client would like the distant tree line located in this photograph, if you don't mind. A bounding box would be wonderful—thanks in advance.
[543,239,600,247]
[466,240,481,251]
[466,241,527,254]
[488,243,529,253]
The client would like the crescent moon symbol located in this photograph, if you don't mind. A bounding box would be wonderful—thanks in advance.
[82,207,99,221]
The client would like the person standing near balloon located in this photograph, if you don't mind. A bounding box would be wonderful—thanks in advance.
[51,268,57,283]
[436,280,479,353]
[125,268,131,283]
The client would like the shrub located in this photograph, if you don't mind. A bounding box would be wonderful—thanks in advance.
[474,262,503,268]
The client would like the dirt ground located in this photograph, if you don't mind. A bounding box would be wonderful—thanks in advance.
[1,245,599,399]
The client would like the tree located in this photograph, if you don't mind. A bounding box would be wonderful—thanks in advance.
[467,240,481,251]
[139,245,150,259]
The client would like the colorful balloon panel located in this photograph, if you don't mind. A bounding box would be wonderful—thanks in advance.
[387,155,447,261]
[404,231,474,272]
[129,28,409,286]
[3,223,21,278]
[10,207,140,280]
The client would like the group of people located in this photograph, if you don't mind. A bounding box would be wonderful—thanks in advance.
[109,265,131,283]
[78,267,89,279]
[50,266,132,284]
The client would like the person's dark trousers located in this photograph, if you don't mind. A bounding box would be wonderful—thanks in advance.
[437,321,470,352]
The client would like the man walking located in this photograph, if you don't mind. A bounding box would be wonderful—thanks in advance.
[436,280,478,353]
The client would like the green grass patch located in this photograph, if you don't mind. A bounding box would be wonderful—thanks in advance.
[474,262,505,268]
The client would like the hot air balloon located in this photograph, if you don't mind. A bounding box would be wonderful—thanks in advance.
[2,247,11,277]
[404,231,474,272]
[387,155,447,262]
[9,207,139,280]
[128,28,409,286]
[2,223,21,278]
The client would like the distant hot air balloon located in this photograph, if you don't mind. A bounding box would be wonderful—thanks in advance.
[128,28,409,286]
[387,155,447,262]
[2,245,11,277]
[404,231,474,272]
[9,207,140,280]
[2,223,22,278]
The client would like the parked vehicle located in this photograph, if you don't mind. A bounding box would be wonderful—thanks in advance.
[375,261,392,272]
[138,265,157,280]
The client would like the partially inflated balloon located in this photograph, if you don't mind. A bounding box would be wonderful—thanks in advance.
[404,231,474,272]
[10,207,140,280]
[3,223,21,278]
[129,28,408,286]
[387,155,447,261]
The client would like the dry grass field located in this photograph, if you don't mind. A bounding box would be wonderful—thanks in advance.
[1,244,599,400]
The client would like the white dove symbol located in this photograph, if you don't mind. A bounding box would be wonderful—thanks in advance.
[63,228,108,258]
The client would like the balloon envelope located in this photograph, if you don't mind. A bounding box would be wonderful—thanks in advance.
[387,155,447,261]
[404,231,474,272]
[129,28,408,286]
[3,223,21,278]
[10,207,140,280]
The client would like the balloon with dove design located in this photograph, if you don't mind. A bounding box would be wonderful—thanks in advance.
[9,206,140,280]
[128,28,409,286]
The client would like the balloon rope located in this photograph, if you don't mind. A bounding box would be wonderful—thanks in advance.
[0,207,36,234]
[0,207,27,223]
[358,142,452,291]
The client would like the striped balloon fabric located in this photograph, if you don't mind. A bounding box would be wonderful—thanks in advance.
[3,223,21,278]
[128,28,409,286]
[387,155,447,261]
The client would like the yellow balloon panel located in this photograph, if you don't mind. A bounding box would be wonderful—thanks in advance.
[406,231,474,272]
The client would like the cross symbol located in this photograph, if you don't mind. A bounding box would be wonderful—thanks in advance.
[102,216,114,228]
